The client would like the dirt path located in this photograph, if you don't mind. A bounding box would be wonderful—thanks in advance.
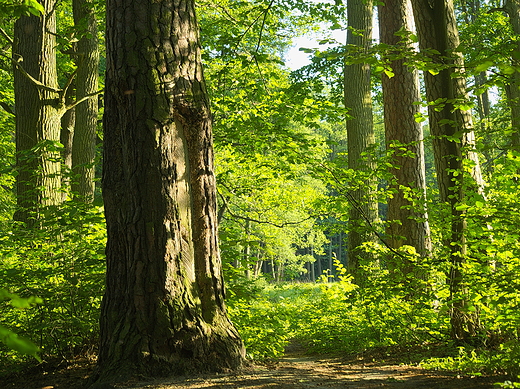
[3,346,503,388]
[116,345,500,389]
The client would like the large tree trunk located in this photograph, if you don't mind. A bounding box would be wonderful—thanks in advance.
[344,0,378,282]
[13,0,62,222]
[411,0,484,341]
[379,0,432,277]
[96,0,245,383]
[72,0,99,202]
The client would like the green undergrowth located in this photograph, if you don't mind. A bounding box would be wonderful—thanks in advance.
[0,201,106,370]
[227,260,448,360]
[227,260,520,382]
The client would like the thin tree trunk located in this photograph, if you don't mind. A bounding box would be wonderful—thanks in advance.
[411,0,484,341]
[345,0,378,282]
[310,246,315,282]
[13,0,62,222]
[72,0,99,202]
[61,80,75,194]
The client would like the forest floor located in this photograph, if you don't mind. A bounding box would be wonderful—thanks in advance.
[3,342,506,389]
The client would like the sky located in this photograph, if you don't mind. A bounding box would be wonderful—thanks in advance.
[284,31,346,70]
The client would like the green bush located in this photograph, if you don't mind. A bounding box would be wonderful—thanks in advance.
[0,200,106,363]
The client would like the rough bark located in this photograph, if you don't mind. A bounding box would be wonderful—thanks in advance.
[72,0,99,202]
[61,82,75,179]
[13,0,62,222]
[411,0,484,341]
[379,0,432,276]
[96,0,245,383]
[344,0,378,282]
[504,0,520,152]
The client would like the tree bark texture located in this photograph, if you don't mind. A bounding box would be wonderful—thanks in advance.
[344,0,378,281]
[411,0,483,340]
[72,0,99,202]
[379,0,432,272]
[97,0,245,382]
[61,82,75,178]
[504,0,520,151]
[13,0,62,221]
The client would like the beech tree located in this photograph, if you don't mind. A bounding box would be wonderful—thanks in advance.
[13,0,62,222]
[95,0,245,383]
[71,0,99,202]
[503,0,520,151]
[344,0,378,280]
[411,0,485,340]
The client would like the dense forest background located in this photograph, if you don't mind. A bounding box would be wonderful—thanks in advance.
[1,0,520,384]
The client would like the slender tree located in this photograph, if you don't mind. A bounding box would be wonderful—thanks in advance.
[379,0,432,276]
[71,0,99,202]
[13,0,62,222]
[344,0,378,282]
[503,0,520,152]
[95,0,245,383]
[411,0,485,340]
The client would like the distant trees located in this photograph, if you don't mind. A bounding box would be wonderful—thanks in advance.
[8,0,101,222]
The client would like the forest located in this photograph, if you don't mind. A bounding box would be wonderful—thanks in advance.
[1,0,520,387]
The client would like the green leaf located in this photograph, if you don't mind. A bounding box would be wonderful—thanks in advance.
[474,60,493,73]
[0,326,41,361]
[25,0,45,16]
[414,112,426,123]
[383,68,394,78]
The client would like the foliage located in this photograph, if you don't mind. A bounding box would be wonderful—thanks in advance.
[0,200,106,364]
[0,288,41,361]
[421,341,520,377]
[0,0,44,18]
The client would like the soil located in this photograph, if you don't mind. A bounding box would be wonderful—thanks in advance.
[2,343,506,389]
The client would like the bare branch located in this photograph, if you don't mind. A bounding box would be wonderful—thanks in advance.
[0,27,13,45]
[11,54,62,94]
[217,189,314,228]
[321,162,411,261]
[0,101,15,116]
[65,89,104,111]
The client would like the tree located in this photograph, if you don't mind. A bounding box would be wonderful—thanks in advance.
[13,0,63,222]
[411,0,485,340]
[503,0,520,152]
[71,0,99,202]
[379,0,432,275]
[95,0,245,383]
[344,0,378,281]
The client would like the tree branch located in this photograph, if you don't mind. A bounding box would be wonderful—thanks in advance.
[321,163,411,261]
[0,27,13,45]
[65,89,104,111]
[11,54,62,94]
[217,189,314,228]
[0,101,15,116]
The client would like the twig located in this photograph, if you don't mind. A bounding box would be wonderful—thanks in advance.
[217,189,314,228]
[0,27,13,45]
[0,101,14,115]
[11,54,62,94]
[321,162,410,260]
[65,89,104,110]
